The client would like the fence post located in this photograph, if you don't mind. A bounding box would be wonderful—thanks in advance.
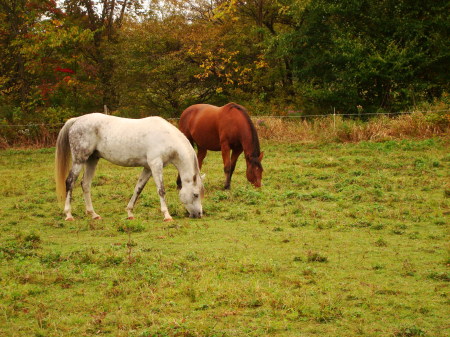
[333,107,336,130]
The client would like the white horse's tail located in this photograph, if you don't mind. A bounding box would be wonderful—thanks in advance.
[55,118,77,203]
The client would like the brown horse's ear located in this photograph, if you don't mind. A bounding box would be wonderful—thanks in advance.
[258,151,264,161]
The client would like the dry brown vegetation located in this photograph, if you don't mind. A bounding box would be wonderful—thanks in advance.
[255,111,450,143]
[0,125,60,149]
[1,111,449,149]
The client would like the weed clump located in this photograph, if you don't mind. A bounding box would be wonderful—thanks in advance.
[307,251,328,263]
[427,272,449,282]
[394,326,426,336]
[40,252,65,266]
[102,255,124,267]
[374,238,388,247]
[117,223,145,233]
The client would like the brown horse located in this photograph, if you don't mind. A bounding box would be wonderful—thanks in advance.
[178,102,264,189]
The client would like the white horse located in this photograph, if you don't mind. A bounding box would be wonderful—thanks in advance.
[55,113,203,222]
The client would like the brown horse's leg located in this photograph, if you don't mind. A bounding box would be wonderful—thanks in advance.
[229,148,243,186]
[220,144,232,189]
[197,148,207,169]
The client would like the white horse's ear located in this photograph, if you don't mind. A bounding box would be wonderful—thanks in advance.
[201,173,206,181]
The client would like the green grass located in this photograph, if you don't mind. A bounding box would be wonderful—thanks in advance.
[0,139,449,337]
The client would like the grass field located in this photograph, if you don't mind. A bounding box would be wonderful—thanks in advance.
[0,138,449,336]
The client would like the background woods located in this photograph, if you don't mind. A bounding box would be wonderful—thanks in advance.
[0,0,449,127]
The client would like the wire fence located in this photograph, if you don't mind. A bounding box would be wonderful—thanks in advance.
[1,109,448,129]
[1,108,448,148]
[252,109,449,119]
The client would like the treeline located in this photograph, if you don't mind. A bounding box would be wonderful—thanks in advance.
[0,0,448,126]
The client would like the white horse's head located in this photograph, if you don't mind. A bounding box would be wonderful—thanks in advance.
[179,173,204,218]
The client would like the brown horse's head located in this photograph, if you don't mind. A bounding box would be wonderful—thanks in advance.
[246,152,264,188]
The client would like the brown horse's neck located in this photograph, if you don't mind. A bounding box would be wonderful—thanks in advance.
[228,103,261,160]
[242,132,259,160]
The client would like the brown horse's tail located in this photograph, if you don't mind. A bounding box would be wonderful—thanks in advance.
[55,118,77,203]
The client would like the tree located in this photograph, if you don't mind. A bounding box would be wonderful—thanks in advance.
[62,0,144,110]
[289,0,450,113]
[215,0,299,100]
[0,0,64,118]
[0,0,97,123]
[111,16,220,117]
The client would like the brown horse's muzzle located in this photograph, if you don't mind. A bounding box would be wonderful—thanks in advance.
[251,179,262,188]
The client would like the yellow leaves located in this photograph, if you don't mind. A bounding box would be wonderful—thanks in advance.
[255,59,268,69]
[190,41,268,89]
[278,5,291,16]
[194,72,209,80]
[240,67,252,76]
[52,19,62,27]
[187,47,197,57]
[213,0,239,21]
[225,73,234,85]
[0,80,19,95]
[193,45,246,86]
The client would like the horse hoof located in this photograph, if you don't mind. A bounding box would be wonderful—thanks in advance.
[93,216,102,220]
[164,217,173,222]
[65,217,75,221]
[127,216,135,220]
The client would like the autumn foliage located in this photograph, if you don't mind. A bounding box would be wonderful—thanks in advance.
[0,0,448,144]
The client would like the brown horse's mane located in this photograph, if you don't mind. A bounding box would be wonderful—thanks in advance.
[226,103,262,168]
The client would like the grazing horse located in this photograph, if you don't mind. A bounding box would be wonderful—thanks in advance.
[55,113,203,222]
[178,103,263,189]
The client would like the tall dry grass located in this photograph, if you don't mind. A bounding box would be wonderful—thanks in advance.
[255,111,449,143]
[1,111,448,149]
[0,125,59,149]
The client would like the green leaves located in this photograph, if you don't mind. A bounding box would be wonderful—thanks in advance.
[289,0,449,113]
[0,0,448,124]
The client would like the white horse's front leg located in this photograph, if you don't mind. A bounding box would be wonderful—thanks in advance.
[64,163,83,221]
[149,160,173,222]
[81,156,101,219]
[126,168,152,219]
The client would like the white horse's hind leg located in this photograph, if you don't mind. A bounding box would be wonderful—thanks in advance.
[126,168,152,219]
[149,159,173,221]
[64,163,83,221]
[81,156,101,219]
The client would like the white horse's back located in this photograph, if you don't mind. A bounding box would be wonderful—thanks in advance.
[68,113,191,167]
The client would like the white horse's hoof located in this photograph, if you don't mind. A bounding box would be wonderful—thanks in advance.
[164,217,173,222]
[65,217,75,221]
[127,216,135,220]
[93,215,102,220]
